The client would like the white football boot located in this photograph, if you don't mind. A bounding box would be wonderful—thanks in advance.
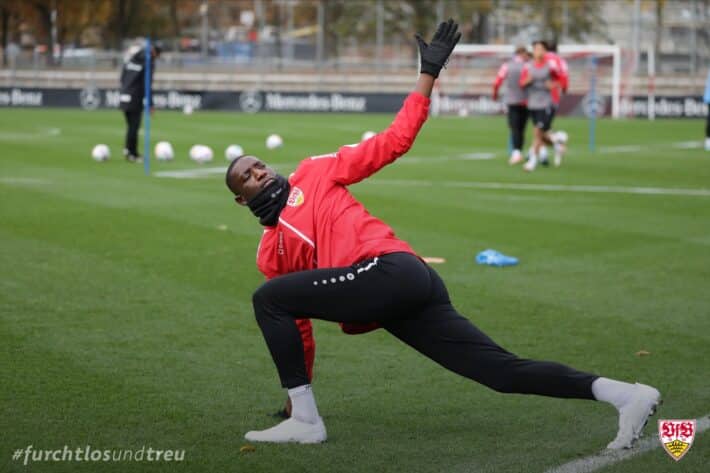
[245,416,327,444]
[523,155,537,172]
[606,383,661,449]
[509,150,523,165]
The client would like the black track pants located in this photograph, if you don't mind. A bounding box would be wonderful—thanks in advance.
[252,252,597,399]
[123,109,143,156]
[507,104,528,150]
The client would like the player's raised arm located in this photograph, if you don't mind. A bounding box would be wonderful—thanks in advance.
[329,19,461,186]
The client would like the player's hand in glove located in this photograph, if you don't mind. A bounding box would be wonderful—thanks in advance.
[415,18,462,78]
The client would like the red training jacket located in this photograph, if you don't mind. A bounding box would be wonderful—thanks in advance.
[255,92,430,380]
[544,52,569,105]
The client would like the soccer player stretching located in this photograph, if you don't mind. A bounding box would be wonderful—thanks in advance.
[225,20,660,448]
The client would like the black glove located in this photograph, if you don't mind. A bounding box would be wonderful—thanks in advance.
[415,19,462,78]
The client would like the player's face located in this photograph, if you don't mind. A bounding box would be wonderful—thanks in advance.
[227,155,277,205]
[533,43,546,61]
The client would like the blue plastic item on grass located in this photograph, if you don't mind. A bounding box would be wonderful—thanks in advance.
[475,249,519,267]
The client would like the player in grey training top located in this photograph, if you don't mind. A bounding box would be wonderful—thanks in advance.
[493,46,530,165]
[519,41,560,172]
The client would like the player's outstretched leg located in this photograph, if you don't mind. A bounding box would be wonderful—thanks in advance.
[383,265,661,449]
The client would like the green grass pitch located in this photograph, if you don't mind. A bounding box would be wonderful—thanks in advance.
[1,107,709,473]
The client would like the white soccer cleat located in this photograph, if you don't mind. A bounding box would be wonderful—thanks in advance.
[523,158,537,172]
[509,151,523,165]
[245,416,327,444]
[606,383,661,450]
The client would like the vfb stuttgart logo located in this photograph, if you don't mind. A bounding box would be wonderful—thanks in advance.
[659,419,695,461]
[287,187,304,207]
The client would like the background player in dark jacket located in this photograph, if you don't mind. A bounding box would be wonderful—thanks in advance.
[225,20,660,449]
[119,44,160,162]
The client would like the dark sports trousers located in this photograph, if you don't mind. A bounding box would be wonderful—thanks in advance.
[507,104,528,150]
[706,104,709,138]
[252,252,598,399]
[530,108,553,131]
[123,109,143,156]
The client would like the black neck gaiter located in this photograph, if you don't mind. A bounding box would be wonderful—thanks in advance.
[247,174,290,227]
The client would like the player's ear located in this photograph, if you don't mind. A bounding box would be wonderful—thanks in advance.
[234,195,247,206]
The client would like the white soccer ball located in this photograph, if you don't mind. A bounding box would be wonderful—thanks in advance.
[554,131,569,144]
[266,134,283,150]
[189,144,213,163]
[183,104,194,115]
[91,144,110,162]
[225,144,244,161]
[154,141,174,161]
[361,130,376,142]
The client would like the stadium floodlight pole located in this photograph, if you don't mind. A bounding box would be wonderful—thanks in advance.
[143,37,152,176]
[589,56,597,153]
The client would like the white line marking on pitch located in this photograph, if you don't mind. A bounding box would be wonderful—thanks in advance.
[154,167,227,179]
[0,177,47,185]
[671,141,702,149]
[598,145,643,153]
[545,414,709,473]
[368,179,710,197]
[402,153,497,163]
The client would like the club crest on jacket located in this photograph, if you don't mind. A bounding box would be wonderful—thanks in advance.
[287,187,305,207]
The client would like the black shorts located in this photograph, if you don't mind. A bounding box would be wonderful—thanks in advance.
[530,108,553,131]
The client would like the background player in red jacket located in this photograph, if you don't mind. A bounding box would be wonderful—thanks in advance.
[519,40,561,172]
[543,41,570,167]
[225,20,660,448]
[493,46,530,165]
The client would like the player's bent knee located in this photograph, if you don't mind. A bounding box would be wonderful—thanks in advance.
[251,282,273,311]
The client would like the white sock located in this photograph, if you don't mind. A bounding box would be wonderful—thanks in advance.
[540,146,549,160]
[528,146,537,159]
[288,384,320,424]
[512,149,521,159]
[591,377,636,410]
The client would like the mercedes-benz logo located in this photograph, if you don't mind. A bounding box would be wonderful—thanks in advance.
[239,90,263,113]
[583,93,607,118]
[80,86,101,110]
